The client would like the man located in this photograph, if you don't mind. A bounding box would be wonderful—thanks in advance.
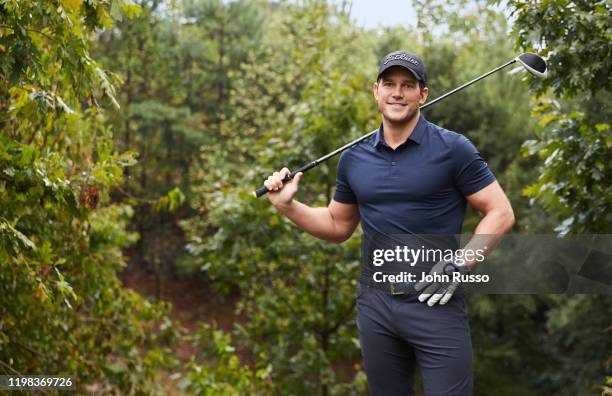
[263,50,515,395]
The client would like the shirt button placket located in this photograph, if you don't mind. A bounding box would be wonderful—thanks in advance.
[390,152,397,177]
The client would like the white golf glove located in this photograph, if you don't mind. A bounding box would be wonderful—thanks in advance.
[415,260,470,306]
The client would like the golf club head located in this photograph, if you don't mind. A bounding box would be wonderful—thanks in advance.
[515,52,548,78]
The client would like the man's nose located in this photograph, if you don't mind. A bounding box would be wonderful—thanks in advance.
[392,86,403,97]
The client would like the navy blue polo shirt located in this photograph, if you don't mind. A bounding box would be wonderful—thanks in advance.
[333,115,496,236]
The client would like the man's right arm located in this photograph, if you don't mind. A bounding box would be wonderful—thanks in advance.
[264,167,359,243]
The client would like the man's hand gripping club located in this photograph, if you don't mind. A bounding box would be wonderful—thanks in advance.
[263,167,303,208]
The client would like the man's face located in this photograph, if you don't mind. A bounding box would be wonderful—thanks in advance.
[373,67,429,125]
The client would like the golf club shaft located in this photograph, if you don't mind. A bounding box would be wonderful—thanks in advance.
[421,59,516,109]
[253,58,518,198]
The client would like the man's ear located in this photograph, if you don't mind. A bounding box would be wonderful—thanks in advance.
[419,86,429,105]
[373,82,379,101]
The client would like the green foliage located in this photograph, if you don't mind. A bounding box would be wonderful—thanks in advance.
[543,295,612,396]
[0,0,174,393]
[91,0,266,287]
[0,0,124,106]
[182,2,374,394]
[522,102,611,234]
[178,323,275,395]
[154,187,187,212]
[504,4,612,396]
[179,1,612,394]
[4,0,606,394]
[508,0,611,98]
[507,0,612,234]
[181,0,265,125]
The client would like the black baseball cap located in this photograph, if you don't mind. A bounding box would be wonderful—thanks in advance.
[377,51,427,86]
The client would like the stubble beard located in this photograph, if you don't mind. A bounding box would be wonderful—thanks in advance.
[382,104,419,127]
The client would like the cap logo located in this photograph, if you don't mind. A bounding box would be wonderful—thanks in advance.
[383,53,419,66]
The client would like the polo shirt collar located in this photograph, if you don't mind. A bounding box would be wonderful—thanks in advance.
[372,115,427,147]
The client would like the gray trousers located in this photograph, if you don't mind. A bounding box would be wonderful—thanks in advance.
[356,284,473,396]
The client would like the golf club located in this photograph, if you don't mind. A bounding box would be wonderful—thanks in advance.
[253,52,547,198]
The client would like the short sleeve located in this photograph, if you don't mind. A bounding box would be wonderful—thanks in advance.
[333,151,357,204]
[454,136,496,197]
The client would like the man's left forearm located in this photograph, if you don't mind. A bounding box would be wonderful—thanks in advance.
[462,208,515,270]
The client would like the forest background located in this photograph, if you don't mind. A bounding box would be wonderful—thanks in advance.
[1,0,610,394]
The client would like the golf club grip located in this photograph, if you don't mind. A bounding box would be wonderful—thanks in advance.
[253,161,318,198]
